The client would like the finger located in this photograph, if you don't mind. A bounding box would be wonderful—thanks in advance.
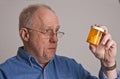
[100,33,112,45]
[94,24,108,33]
[106,40,116,49]
[89,44,96,53]
[105,40,113,49]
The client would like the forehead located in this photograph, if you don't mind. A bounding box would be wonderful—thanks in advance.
[33,7,59,29]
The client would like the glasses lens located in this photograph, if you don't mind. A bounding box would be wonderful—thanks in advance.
[26,27,65,39]
[57,32,64,38]
[44,32,64,38]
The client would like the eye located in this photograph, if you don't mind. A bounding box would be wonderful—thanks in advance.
[56,28,60,33]
[44,29,52,34]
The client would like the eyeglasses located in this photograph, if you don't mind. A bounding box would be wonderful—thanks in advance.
[25,27,65,38]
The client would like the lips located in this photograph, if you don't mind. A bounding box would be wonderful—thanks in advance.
[48,46,57,51]
[48,47,56,50]
[48,44,57,50]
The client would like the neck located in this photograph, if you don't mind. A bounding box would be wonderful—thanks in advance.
[36,57,49,68]
[23,46,51,68]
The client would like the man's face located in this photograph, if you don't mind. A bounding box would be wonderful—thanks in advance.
[28,8,59,63]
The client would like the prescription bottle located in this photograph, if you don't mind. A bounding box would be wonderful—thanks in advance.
[86,26,104,46]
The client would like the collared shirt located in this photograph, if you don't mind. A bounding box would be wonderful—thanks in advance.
[0,47,120,79]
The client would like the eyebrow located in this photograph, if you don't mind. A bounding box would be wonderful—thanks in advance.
[43,25,60,30]
[57,25,60,29]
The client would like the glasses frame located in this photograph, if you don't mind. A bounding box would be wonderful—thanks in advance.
[24,27,65,38]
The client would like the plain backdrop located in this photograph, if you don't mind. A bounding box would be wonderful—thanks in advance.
[0,0,120,77]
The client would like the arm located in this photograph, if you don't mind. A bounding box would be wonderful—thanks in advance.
[0,69,5,79]
[89,24,118,79]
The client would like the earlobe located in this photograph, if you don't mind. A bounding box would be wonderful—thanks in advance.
[19,28,30,42]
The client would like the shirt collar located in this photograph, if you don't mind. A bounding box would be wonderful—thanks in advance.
[17,46,56,68]
[17,46,33,67]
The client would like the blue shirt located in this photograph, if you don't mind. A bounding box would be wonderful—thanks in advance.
[0,47,120,79]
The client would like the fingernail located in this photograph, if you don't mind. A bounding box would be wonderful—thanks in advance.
[102,41,105,45]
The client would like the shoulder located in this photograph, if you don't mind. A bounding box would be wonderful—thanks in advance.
[0,56,17,70]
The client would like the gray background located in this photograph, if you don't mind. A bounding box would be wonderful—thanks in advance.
[0,0,120,77]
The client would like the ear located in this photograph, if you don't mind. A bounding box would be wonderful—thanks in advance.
[19,28,30,42]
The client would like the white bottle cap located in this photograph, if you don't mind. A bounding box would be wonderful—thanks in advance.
[92,26,104,32]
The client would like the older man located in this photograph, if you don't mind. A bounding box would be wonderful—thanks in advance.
[0,4,120,79]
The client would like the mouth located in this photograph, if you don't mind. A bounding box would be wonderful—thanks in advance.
[48,44,57,51]
[48,47,57,51]
[49,47,56,50]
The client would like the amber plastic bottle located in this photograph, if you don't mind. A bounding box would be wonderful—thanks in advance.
[86,25,104,46]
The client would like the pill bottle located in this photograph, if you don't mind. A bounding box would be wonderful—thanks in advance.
[86,25,104,46]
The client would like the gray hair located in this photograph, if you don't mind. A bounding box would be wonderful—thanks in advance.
[19,4,54,29]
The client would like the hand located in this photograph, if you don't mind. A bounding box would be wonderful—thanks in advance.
[89,24,117,67]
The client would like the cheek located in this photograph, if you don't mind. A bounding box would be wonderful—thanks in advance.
[29,35,41,51]
[29,33,50,52]
[33,37,49,52]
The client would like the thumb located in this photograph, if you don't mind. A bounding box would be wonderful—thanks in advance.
[89,44,96,53]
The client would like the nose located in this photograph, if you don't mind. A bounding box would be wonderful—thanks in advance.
[49,33,58,43]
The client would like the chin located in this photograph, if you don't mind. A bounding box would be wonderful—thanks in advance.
[48,52,56,59]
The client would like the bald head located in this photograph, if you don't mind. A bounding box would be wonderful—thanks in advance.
[19,4,56,29]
